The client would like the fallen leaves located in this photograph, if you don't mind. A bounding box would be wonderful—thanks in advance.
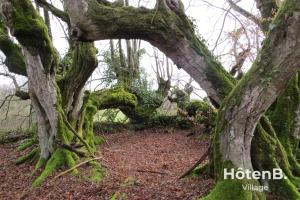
[0,128,215,200]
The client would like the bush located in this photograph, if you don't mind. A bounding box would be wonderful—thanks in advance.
[149,114,177,126]
[148,113,193,129]
[175,116,193,129]
[93,122,128,133]
[185,100,216,133]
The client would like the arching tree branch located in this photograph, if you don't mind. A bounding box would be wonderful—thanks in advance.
[0,21,27,76]
[227,0,263,30]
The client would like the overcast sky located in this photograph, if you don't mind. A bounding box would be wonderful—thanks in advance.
[0,0,261,99]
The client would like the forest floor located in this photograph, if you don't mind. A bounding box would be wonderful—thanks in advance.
[0,128,215,200]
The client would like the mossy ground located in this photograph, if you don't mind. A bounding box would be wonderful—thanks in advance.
[200,179,265,200]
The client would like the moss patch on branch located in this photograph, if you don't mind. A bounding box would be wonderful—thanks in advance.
[0,21,27,76]
[7,0,59,73]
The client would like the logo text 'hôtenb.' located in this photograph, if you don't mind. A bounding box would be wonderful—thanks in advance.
[224,168,286,180]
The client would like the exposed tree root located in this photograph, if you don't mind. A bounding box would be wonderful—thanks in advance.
[54,156,102,180]
[251,122,300,199]
[17,138,38,152]
[15,148,39,165]
[32,148,79,187]
[137,169,168,175]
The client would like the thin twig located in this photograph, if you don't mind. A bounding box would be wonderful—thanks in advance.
[54,157,102,179]
[179,146,210,179]
[137,169,167,175]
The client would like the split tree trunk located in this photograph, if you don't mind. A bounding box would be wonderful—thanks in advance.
[23,49,58,160]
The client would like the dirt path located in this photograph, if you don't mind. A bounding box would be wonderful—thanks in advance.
[0,128,214,200]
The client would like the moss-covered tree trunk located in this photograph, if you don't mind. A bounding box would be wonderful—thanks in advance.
[217,0,300,173]
[0,0,103,187]
[1,0,60,163]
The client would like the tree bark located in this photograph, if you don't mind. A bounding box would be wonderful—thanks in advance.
[23,48,57,160]
[217,0,300,170]
[0,0,101,187]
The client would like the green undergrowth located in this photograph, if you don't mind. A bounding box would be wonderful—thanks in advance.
[110,191,128,200]
[93,116,193,133]
[188,163,211,178]
[0,128,35,144]
[88,160,105,183]
[148,114,193,129]
[94,122,129,133]
[200,179,265,200]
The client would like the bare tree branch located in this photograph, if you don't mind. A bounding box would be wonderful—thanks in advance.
[35,0,70,25]
[227,0,263,30]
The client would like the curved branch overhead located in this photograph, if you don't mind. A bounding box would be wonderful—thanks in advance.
[64,0,236,106]
[0,21,27,76]
[227,0,263,30]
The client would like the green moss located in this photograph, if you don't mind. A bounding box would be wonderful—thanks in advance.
[17,138,38,152]
[189,163,210,178]
[87,86,159,123]
[90,86,138,109]
[94,135,106,145]
[88,161,105,183]
[251,123,300,200]
[57,110,74,144]
[201,179,264,200]
[35,157,47,171]
[15,148,39,165]
[0,21,26,76]
[80,100,98,152]
[212,109,228,178]
[269,74,300,175]
[32,148,76,187]
[9,0,59,73]
[58,42,98,108]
